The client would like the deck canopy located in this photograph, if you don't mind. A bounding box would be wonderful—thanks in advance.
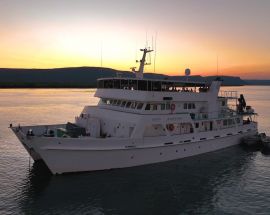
[97,78,208,92]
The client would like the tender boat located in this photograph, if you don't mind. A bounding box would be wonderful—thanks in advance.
[242,133,262,146]
[260,133,270,149]
[11,47,258,174]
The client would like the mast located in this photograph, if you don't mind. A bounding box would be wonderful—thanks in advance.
[135,48,153,79]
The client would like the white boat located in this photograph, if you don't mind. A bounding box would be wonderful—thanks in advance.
[11,48,258,174]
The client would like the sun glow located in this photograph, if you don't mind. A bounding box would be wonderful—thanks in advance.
[1,0,270,79]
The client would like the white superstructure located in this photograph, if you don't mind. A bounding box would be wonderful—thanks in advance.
[11,48,258,174]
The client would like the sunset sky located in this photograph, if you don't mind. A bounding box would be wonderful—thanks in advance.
[0,0,270,79]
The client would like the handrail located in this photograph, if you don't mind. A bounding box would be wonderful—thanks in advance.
[219,90,238,99]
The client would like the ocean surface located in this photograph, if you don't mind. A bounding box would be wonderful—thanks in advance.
[0,86,270,215]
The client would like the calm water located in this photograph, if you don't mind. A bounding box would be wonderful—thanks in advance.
[0,86,270,215]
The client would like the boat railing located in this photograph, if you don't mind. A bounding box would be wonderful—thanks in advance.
[194,110,238,120]
[97,78,208,93]
[219,90,238,99]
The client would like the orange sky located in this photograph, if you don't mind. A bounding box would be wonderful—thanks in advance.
[0,0,270,79]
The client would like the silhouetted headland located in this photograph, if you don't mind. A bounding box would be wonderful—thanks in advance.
[0,67,265,88]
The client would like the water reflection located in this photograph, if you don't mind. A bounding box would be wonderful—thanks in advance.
[19,146,254,214]
[1,87,270,214]
[261,148,270,156]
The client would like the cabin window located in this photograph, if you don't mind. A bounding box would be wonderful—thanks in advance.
[152,81,162,91]
[190,113,195,119]
[161,103,166,110]
[137,103,144,110]
[151,104,158,110]
[98,80,104,88]
[126,102,132,108]
[228,119,235,125]
[121,101,126,107]
[113,80,121,89]
[166,103,171,110]
[145,104,151,110]
[112,100,118,105]
[185,103,195,109]
[116,100,121,106]
[202,114,208,119]
[138,80,147,91]
[131,102,137,109]
[147,81,152,91]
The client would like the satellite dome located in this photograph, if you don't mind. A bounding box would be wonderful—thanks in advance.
[185,68,191,76]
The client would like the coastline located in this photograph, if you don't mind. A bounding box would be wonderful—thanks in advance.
[1,66,269,88]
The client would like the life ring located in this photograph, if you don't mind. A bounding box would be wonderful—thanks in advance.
[171,103,176,112]
[167,124,175,131]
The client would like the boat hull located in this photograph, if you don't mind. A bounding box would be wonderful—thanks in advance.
[39,131,255,174]
[11,127,42,161]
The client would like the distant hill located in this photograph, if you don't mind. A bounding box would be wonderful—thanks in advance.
[0,67,122,87]
[244,80,270,85]
[0,67,250,87]
[206,76,246,86]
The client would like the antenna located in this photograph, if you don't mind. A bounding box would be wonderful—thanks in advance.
[145,31,148,48]
[135,42,137,63]
[152,36,154,51]
[100,41,103,73]
[216,54,219,77]
[154,32,157,73]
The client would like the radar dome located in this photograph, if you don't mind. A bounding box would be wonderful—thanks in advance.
[185,68,191,76]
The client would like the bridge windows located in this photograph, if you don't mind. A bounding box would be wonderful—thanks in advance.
[117,100,121,106]
[136,103,144,110]
[152,104,158,110]
[126,101,132,108]
[131,102,137,109]
[145,104,150,110]
[102,98,198,113]
[121,101,127,107]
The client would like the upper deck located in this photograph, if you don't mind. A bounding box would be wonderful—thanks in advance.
[97,77,209,92]
[95,77,221,102]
